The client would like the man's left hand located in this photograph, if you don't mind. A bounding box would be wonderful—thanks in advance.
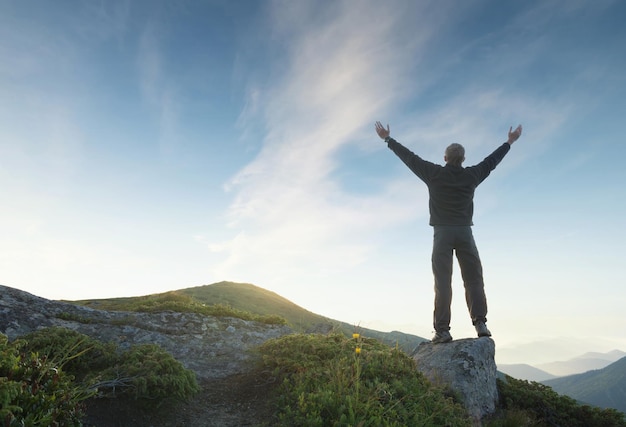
[507,125,523,145]
[375,121,390,140]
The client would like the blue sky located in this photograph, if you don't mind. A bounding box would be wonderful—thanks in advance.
[2,0,625,365]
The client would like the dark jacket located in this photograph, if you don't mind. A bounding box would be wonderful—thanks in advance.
[387,138,510,226]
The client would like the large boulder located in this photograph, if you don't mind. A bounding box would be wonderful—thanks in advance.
[413,337,498,421]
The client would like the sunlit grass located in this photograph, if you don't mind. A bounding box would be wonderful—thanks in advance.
[71,290,287,325]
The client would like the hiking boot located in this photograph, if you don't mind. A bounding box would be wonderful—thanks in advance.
[475,321,491,337]
[431,330,452,344]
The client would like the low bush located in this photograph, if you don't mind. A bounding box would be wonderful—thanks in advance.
[0,333,91,426]
[20,327,117,382]
[98,343,199,404]
[24,327,199,405]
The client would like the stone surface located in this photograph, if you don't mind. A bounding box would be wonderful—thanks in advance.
[413,337,498,421]
[0,285,293,380]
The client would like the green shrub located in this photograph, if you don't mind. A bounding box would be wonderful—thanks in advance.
[259,333,471,426]
[14,328,199,410]
[99,344,200,405]
[56,312,93,324]
[0,333,92,426]
[493,375,626,427]
[20,327,118,383]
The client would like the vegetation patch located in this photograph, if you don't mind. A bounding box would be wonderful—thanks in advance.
[258,332,472,426]
[0,333,93,426]
[72,290,288,326]
[181,282,325,330]
[486,375,626,426]
[258,333,626,427]
[0,327,199,425]
[56,311,93,324]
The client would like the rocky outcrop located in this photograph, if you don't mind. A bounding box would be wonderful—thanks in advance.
[0,285,292,380]
[413,337,498,422]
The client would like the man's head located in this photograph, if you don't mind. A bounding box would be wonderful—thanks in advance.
[444,143,465,166]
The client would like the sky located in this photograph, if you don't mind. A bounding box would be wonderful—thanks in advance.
[1,0,625,366]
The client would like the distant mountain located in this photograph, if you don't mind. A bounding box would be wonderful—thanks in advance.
[497,363,558,382]
[496,338,606,366]
[180,282,429,352]
[498,350,626,382]
[537,350,626,377]
[75,281,428,354]
[181,281,325,330]
[578,350,626,361]
[542,356,626,414]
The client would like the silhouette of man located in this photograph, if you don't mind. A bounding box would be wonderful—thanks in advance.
[375,121,522,343]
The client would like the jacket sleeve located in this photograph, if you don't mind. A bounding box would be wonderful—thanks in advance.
[386,138,438,184]
[469,143,511,184]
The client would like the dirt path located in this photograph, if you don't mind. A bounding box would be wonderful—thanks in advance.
[84,369,279,427]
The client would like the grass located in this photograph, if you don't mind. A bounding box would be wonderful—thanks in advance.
[180,281,332,330]
[71,288,287,326]
[258,332,472,426]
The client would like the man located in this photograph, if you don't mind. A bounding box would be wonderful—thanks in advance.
[375,121,522,343]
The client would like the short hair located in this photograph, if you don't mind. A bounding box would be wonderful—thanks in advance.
[445,143,465,166]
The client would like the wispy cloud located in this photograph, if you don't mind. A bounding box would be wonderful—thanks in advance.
[209,2,446,284]
[136,21,182,158]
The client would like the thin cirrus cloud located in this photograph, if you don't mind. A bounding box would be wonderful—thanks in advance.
[208,4,445,283]
[136,22,184,159]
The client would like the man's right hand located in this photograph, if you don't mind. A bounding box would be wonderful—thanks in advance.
[375,121,390,140]
[507,125,523,145]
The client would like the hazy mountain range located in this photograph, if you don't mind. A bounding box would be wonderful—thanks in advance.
[542,356,626,414]
[498,349,626,382]
[537,350,626,376]
[498,355,626,413]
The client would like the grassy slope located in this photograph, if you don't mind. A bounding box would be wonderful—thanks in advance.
[71,281,427,353]
[183,281,428,352]
[180,281,326,330]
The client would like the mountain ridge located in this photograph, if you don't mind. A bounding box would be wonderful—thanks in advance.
[536,350,626,377]
[542,356,626,413]
[71,280,428,354]
[498,349,626,382]
[497,363,558,382]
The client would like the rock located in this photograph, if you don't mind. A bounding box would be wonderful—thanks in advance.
[412,337,498,422]
[0,285,293,380]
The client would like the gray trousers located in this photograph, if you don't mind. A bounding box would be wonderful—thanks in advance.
[432,225,488,332]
